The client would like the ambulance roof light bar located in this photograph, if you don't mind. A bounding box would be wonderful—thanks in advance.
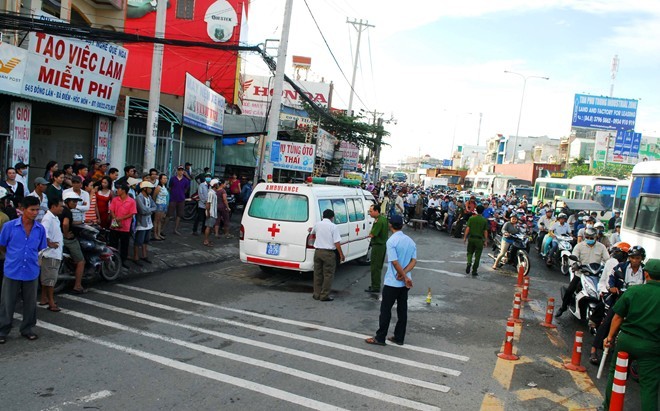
[308,177,361,187]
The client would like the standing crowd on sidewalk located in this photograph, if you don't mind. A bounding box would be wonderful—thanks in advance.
[0,155,253,344]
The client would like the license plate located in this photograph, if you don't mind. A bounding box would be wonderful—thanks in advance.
[266,243,280,256]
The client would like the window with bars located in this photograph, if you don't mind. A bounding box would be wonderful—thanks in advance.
[176,0,195,20]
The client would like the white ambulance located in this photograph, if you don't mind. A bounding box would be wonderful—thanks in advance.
[239,179,376,271]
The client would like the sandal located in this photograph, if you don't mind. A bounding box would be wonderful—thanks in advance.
[203,242,214,247]
[0,336,6,344]
[72,288,88,294]
[387,336,404,346]
[47,306,62,312]
[38,302,49,306]
[589,353,599,365]
[21,332,39,341]
[364,337,386,346]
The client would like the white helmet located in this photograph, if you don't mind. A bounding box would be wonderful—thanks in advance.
[0,186,7,200]
[594,221,605,230]
[73,154,84,161]
[63,191,82,202]
[210,178,219,187]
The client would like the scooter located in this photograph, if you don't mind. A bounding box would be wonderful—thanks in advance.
[560,255,604,325]
[427,207,445,230]
[544,233,574,275]
[54,224,122,293]
[489,232,531,276]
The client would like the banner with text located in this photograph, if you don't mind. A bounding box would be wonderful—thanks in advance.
[183,73,226,135]
[241,74,331,117]
[270,141,315,173]
[17,33,128,115]
[316,128,337,160]
[0,43,28,95]
[339,141,359,170]
[95,116,111,163]
[10,102,31,180]
[571,93,637,131]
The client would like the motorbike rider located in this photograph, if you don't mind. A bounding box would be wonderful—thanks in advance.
[577,215,595,243]
[593,221,610,248]
[590,246,646,366]
[555,227,610,318]
[537,208,555,251]
[546,213,572,265]
[491,214,521,270]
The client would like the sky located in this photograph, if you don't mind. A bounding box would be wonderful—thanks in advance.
[242,0,660,165]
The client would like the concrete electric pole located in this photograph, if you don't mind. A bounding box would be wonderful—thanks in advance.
[259,0,294,182]
[346,18,374,116]
[143,0,167,174]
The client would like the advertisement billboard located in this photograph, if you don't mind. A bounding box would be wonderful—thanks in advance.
[270,141,315,173]
[183,73,226,135]
[123,0,248,103]
[241,74,331,117]
[571,93,637,130]
[316,128,336,160]
[95,116,111,164]
[10,102,32,177]
[0,43,28,95]
[339,141,359,170]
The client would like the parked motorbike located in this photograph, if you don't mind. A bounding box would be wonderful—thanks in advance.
[543,233,574,275]
[450,211,475,238]
[183,192,200,221]
[427,207,445,230]
[54,224,122,293]
[489,232,531,276]
[560,255,604,324]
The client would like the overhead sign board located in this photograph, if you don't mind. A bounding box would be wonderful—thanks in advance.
[571,93,637,131]
[183,73,226,135]
[270,141,315,173]
[338,141,359,170]
[316,128,336,160]
[241,74,331,117]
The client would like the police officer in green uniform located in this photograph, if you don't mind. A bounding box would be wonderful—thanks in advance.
[602,258,660,411]
[365,204,389,293]
[463,205,488,276]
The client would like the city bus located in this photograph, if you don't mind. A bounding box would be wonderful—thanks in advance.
[463,173,530,196]
[533,175,626,220]
[621,161,659,257]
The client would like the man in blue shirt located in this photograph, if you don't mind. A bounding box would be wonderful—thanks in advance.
[0,196,48,343]
[365,214,417,346]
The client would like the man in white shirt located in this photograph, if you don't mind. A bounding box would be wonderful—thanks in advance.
[394,191,405,216]
[546,213,572,264]
[312,209,345,302]
[39,199,64,311]
[29,177,50,222]
[556,227,610,317]
[63,176,90,223]
[537,208,555,251]
[203,179,219,247]
[14,162,29,190]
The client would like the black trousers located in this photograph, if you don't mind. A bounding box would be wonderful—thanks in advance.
[592,308,615,350]
[375,285,409,343]
[560,275,581,310]
[110,230,131,262]
[0,277,38,337]
[192,207,206,233]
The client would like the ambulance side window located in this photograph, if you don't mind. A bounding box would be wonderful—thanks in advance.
[318,199,348,224]
[347,198,364,222]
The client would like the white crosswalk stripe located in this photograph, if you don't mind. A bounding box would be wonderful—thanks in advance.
[26,285,470,410]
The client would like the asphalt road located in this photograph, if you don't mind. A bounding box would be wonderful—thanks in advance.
[0,225,642,410]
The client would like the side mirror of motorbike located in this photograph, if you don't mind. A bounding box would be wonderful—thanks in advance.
[600,210,605,217]
[568,255,579,262]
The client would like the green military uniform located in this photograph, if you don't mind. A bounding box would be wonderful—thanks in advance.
[465,214,488,274]
[369,214,389,291]
[604,259,660,411]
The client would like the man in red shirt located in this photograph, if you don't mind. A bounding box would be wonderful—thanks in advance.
[109,183,137,269]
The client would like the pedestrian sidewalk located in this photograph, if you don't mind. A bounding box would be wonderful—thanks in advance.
[123,218,239,276]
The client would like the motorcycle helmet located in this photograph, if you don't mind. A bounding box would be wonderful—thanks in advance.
[557,212,567,220]
[594,221,605,230]
[63,191,82,202]
[610,242,631,263]
[628,246,646,260]
[612,242,631,253]
[73,154,84,161]
[583,227,598,238]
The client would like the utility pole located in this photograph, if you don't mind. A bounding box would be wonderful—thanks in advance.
[346,18,374,116]
[259,0,294,182]
[476,112,483,146]
[143,0,167,174]
[610,54,619,97]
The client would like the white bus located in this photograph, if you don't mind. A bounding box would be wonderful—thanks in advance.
[463,173,530,196]
[621,161,659,257]
[533,175,625,219]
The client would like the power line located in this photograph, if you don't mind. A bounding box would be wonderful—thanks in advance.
[301,0,370,112]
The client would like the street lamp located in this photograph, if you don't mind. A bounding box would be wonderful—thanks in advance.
[504,70,549,163]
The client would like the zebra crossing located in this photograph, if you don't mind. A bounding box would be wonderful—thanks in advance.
[30,285,470,410]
